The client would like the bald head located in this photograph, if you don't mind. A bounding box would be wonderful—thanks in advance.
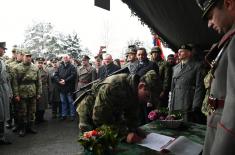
[103,54,113,65]
[63,55,71,63]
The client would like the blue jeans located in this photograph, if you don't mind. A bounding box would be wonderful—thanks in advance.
[59,92,75,117]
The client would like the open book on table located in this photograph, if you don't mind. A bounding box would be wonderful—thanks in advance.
[137,133,203,155]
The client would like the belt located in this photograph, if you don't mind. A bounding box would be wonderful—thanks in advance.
[208,96,224,110]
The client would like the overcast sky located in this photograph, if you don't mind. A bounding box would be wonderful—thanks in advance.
[0,0,156,59]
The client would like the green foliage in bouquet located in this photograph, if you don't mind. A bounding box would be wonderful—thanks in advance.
[78,125,121,155]
[148,107,183,121]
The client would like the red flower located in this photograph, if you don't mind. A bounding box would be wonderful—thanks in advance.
[84,132,92,139]
[148,111,158,120]
[91,130,98,136]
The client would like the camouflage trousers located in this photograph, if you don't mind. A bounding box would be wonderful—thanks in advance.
[17,97,36,123]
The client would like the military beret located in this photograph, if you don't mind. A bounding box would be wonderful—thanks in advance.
[179,44,192,51]
[140,70,158,93]
[196,0,219,19]
[150,46,162,54]
[36,57,45,62]
[0,42,7,50]
[82,55,90,61]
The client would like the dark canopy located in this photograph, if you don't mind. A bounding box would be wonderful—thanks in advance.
[122,0,222,51]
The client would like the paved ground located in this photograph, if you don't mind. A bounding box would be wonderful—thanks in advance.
[0,109,83,155]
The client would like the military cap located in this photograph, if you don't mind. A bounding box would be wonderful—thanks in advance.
[196,0,219,18]
[36,57,45,62]
[16,49,24,55]
[51,57,58,63]
[140,70,158,93]
[81,55,90,61]
[95,55,102,61]
[23,49,31,56]
[126,47,137,55]
[179,44,192,51]
[167,54,175,59]
[12,48,18,53]
[150,46,162,54]
[0,42,7,50]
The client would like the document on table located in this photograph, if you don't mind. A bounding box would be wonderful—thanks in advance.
[137,133,175,151]
[165,136,203,155]
[137,133,203,155]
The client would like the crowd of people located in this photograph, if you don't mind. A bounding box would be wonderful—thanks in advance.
[1,0,235,154]
[0,41,207,145]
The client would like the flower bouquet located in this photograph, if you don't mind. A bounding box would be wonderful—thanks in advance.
[78,125,120,155]
[148,108,183,129]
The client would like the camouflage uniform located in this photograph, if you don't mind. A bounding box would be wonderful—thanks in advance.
[12,61,42,135]
[154,59,172,107]
[36,67,49,123]
[77,70,161,135]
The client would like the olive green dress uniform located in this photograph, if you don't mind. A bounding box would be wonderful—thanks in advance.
[12,61,42,131]
[76,64,97,97]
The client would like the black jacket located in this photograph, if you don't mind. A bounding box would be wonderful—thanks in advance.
[97,62,121,79]
[53,62,77,93]
[136,59,159,77]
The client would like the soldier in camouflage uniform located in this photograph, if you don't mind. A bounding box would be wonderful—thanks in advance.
[12,50,42,137]
[35,57,49,123]
[5,49,24,131]
[5,47,17,65]
[150,46,172,107]
[77,70,161,143]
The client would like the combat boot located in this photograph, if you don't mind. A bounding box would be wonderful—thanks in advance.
[18,123,26,137]
[26,122,37,134]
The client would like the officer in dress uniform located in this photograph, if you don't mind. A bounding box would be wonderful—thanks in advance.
[0,42,11,145]
[196,0,235,154]
[76,55,97,98]
[169,44,205,123]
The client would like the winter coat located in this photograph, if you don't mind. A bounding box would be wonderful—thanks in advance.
[53,62,77,93]
[0,58,11,122]
[97,62,120,79]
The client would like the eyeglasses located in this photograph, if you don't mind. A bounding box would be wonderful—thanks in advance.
[26,55,32,57]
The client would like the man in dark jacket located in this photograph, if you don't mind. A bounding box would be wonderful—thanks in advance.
[54,55,77,120]
[135,47,159,77]
[97,53,120,79]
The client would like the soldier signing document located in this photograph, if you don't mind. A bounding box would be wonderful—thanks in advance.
[76,70,161,143]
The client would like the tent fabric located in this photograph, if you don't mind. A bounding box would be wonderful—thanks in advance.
[122,0,221,51]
